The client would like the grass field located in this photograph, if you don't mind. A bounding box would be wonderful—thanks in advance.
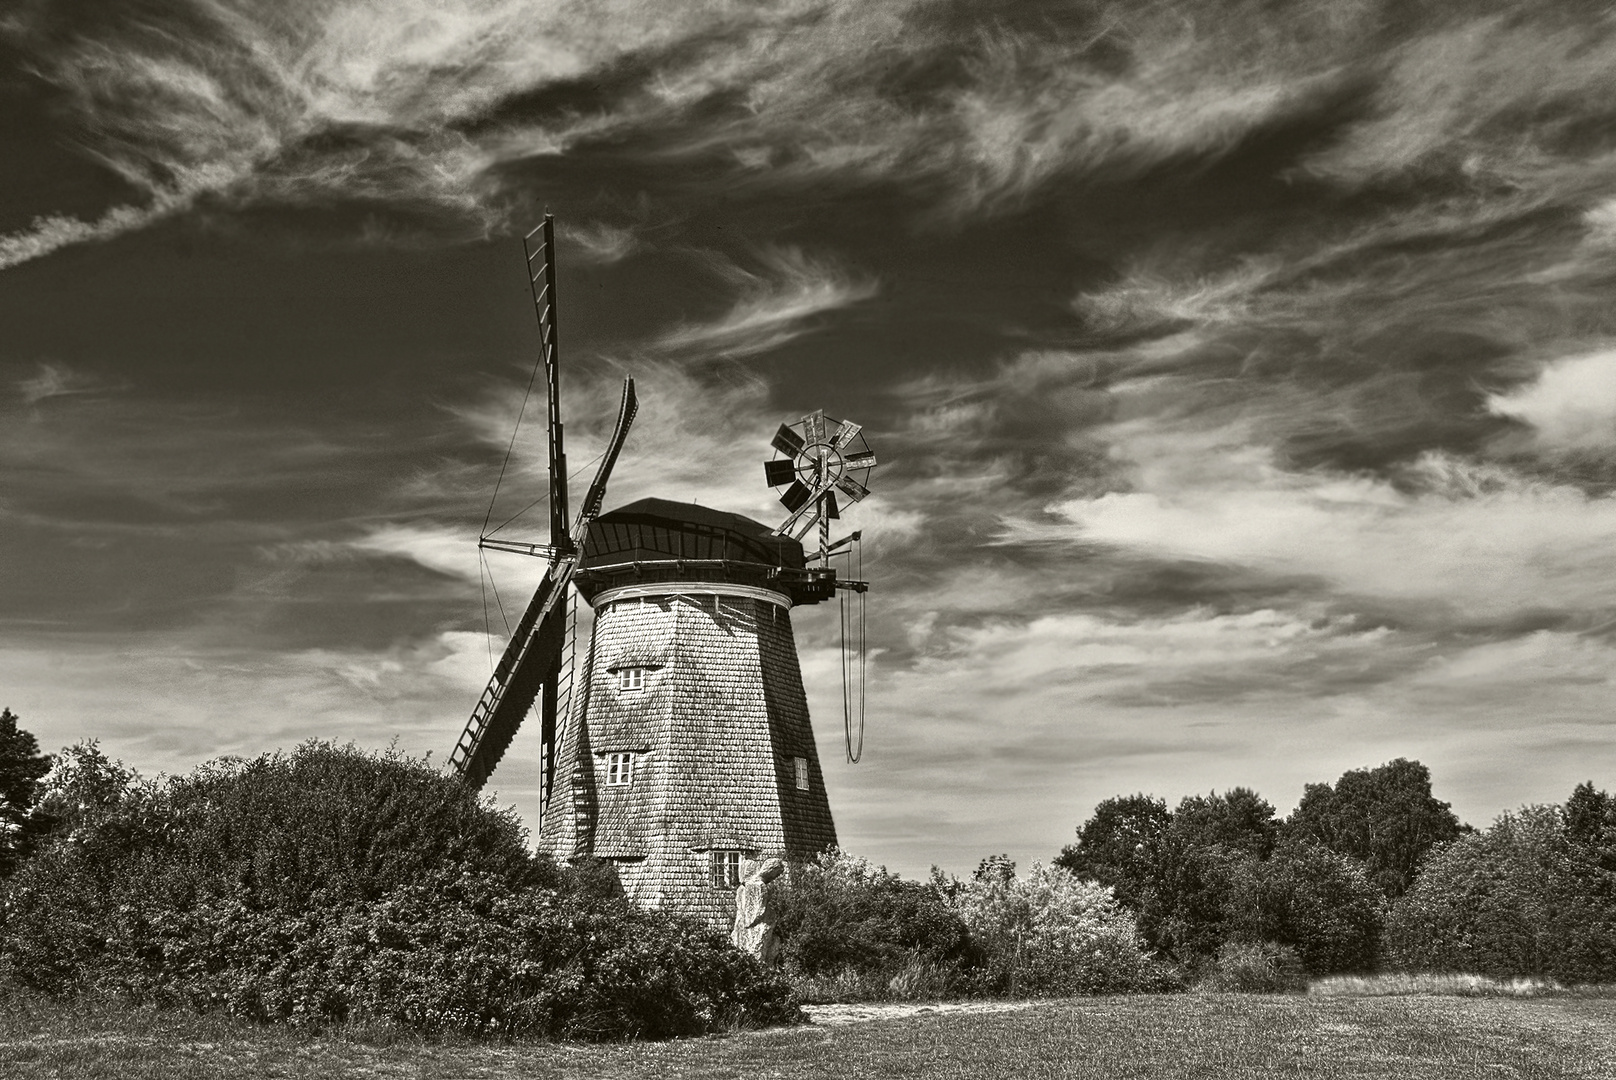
[3,993,1614,1079]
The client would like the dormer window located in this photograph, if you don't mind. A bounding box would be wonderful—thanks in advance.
[606,752,635,786]
[618,667,646,692]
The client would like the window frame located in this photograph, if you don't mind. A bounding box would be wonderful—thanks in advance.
[793,756,810,791]
[617,666,646,692]
[606,751,635,786]
[709,850,743,889]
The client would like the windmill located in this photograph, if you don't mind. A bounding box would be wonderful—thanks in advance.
[452,219,877,933]
[533,414,877,930]
[447,215,637,794]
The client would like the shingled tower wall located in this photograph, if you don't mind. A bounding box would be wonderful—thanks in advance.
[536,498,839,932]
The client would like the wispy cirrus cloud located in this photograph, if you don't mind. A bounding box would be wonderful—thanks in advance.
[652,247,877,360]
[16,362,112,406]
[24,0,1616,268]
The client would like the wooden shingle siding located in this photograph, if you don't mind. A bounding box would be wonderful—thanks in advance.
[538,573,838,932]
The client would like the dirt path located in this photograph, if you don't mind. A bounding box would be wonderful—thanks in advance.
[802,1000,1043,1026]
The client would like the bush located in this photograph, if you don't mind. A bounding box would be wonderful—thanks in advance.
[1197,942,1307,993]
[0,742,800,1038]
[954,863,1175,996]
[1385,805,1616,984]
[768,850,977,999]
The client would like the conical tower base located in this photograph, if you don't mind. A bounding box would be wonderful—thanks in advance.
[539,582,836,930]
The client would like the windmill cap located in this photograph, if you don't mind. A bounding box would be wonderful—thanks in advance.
[575,497,835,606]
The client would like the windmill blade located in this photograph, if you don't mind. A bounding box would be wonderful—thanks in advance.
[450,563,572,790]
[788,503,822,541]
[804,410,827,444]
[764,459,795,487]
[780,480,812,512]
[451,570,570,789]
[574,379,638,524]
[774,472,838,536]
[450,377,638,791]
[523,214,569,548]
[771,424,804,456]
[825,490,840,520]
[831,420,863,450]
[844,450,878,470]
[834,472,869,502]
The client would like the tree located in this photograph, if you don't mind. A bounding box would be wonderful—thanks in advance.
[1385,803,1616,984]
[1171,788,1279,859]
[974,853,1017,884]
[1564,782,1616,870]
[25,740,141,843]
[1223,840,1381,974]
[1054,793,1170,911]
[1287,758,1462,898]
[0,708,52,877]
[1058,789,1280,961]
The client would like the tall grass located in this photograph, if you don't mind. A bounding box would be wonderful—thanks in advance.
[1310,972,1616,997]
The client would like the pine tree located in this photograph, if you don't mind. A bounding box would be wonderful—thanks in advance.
[0,707,53,877]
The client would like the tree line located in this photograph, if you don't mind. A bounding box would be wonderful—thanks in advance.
[1058,759,1616,983]
[7,704,1616,1009]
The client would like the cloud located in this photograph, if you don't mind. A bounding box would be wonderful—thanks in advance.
[1037,444,1616,623]
[652,247,877,359]
[1300,13,1616,194]
[805,603,1616,875]
[460,360,788,530]
[799,604,1412,874]
[0,204,188,270]
[349,522,488,584]
[1489,348,1616,453]
[0,0,1414,263]
[16,363,110,406]
[0,626,507,786]
[559,220,641,264]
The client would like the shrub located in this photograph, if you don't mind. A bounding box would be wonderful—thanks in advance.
[0,742,800,1038]
[768,849,976,999]
[1385,805,1616,984]
[953,863,1175,996]
[1197,942,1307,993]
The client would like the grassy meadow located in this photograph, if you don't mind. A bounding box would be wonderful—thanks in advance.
[4,990,1614,1080]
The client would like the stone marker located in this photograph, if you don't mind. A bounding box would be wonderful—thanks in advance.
[732,857,787,964]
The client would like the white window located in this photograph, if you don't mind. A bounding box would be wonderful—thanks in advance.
[710,850,743,889]
[617,667,646,692]
[794,756,810,791]
[606,752,634,786]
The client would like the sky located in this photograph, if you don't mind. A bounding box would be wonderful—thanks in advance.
[6,0,1616,879]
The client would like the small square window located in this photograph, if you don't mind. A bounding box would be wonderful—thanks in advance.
[606,752,634,786]
[794,756,810,791]
[618,667,645,692]
[710,850,743,889]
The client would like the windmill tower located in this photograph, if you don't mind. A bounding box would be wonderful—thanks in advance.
[450,219,875,933]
